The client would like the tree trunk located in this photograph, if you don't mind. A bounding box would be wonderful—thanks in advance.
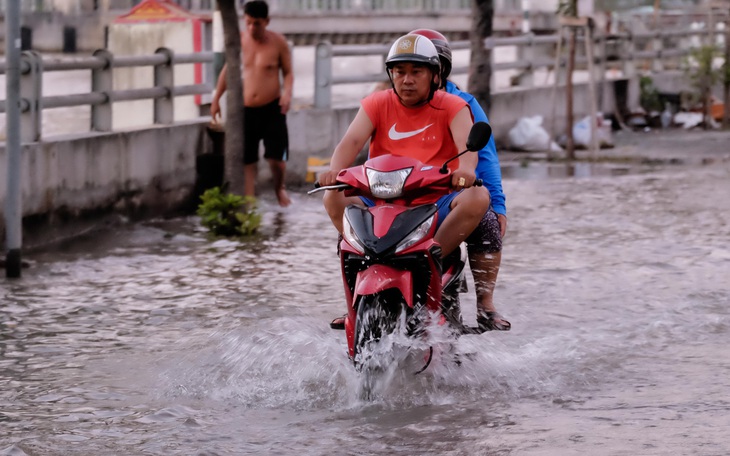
[653,0,661,28]
[217,0,245,195]
[565,29,576,160]
[722,20,730,130]
[468,0,493,117]
[703,85,711,130]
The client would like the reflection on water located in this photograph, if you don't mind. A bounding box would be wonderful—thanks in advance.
[2,163,730,455]
[501,161,636,179]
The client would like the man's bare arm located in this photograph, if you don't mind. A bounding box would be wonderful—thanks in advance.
[317,107,374,186]
[449,107,478,187]
[279,36,294,114]
[210,64,228,123]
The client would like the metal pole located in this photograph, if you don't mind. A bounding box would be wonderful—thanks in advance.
[5,0,23,278]
[521,0,530,34]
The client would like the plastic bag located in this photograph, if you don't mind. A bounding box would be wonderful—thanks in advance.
[507,116,563,152]
[573,114,614,148]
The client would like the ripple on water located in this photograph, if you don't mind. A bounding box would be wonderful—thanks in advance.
[2,163,730,454]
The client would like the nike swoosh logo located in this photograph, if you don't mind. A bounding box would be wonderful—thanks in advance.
[388,123,433,140]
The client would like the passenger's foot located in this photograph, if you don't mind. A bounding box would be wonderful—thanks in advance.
[476,309,511,332]
[330,314,346,330]
[276,187,291,207]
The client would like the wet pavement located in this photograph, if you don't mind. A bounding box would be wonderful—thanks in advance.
[2,128,730,455]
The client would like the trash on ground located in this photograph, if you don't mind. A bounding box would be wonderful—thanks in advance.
[674,111,704,129]
[572,113,614,149]
[507,115,563,152]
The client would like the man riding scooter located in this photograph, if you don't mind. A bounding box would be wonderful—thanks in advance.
[318,34,491,332]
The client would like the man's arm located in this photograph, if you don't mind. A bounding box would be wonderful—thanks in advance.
[449,107,478,188]
[210,64,228,124]
[465,96,506,218]
[317,107,374,186]
[279,36,294,114]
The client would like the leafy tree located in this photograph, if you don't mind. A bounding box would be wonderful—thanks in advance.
[639,75,662,113]
[684,44,723,129]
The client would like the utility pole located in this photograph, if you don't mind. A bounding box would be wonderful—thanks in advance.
[4,0,23,278]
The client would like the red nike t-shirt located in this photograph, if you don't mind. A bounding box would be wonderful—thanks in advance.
[361,89,469,170]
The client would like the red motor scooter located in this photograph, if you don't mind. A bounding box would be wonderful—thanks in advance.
[310,122,492,386]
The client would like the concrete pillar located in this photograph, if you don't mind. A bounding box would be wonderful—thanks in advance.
[20,51,42,143]
[154,47,174,124]
[91,49,114,132]
[652,32,664,73]
[515,33,535,88]
[315,41,333,109]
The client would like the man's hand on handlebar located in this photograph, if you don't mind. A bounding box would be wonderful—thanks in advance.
[450,169,478,190]
[316,169,342,188]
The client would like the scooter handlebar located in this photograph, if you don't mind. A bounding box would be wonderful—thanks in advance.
[310,179,482,195]
[307,182,351,195]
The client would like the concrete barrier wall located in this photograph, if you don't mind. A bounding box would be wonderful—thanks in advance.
[0,121,208,239]
[0,75,657,242]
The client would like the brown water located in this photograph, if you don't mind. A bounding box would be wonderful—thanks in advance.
[2,161,730,455]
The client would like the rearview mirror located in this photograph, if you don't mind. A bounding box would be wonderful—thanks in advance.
[466,121,492,152]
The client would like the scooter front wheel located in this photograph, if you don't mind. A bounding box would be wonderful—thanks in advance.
[353,292,404,399]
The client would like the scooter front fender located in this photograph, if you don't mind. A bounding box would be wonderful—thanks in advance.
[353,265,413,309]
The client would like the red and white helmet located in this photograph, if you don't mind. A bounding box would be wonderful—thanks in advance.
[385,34,441,73]
[409,29,453,84]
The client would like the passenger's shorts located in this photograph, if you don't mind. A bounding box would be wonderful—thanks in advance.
[243,98,289,165]
[466,208,503,254]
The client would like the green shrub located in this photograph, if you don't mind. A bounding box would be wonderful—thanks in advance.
[639,75,662,113]
[683,44,725,128]
[197,186,261,237]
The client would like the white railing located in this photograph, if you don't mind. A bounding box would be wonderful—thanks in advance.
[1,25,727,139]
[268,0,472,13]
[0,0,478,13]
[313,26,728,108]
[0,48,214,142]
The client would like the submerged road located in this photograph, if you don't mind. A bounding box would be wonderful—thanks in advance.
[2,129,730,455]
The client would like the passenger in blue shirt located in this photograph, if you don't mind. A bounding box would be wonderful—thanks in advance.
[411,29,510,332]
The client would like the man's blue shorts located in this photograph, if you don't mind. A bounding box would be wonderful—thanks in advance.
[359,191,460,228]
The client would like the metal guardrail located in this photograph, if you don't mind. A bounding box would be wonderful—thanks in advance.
[0,48,214,142]
[268,0,473,13]
[312,26,728,108]
[0,0,485,14]
[0,25,726,137]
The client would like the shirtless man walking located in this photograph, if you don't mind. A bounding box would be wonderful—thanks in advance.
[211,0,293,207]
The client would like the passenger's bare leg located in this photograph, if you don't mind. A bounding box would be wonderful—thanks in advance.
[469,249,509,329]
[244,163,257,199]
[267,159,291,207]
[435,187,490,256]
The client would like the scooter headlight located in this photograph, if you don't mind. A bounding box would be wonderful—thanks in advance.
[342,212,365,254]
[395,213,436,253]
[366,167,412,199]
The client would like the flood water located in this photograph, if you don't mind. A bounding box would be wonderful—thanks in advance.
[2,160,730,455]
